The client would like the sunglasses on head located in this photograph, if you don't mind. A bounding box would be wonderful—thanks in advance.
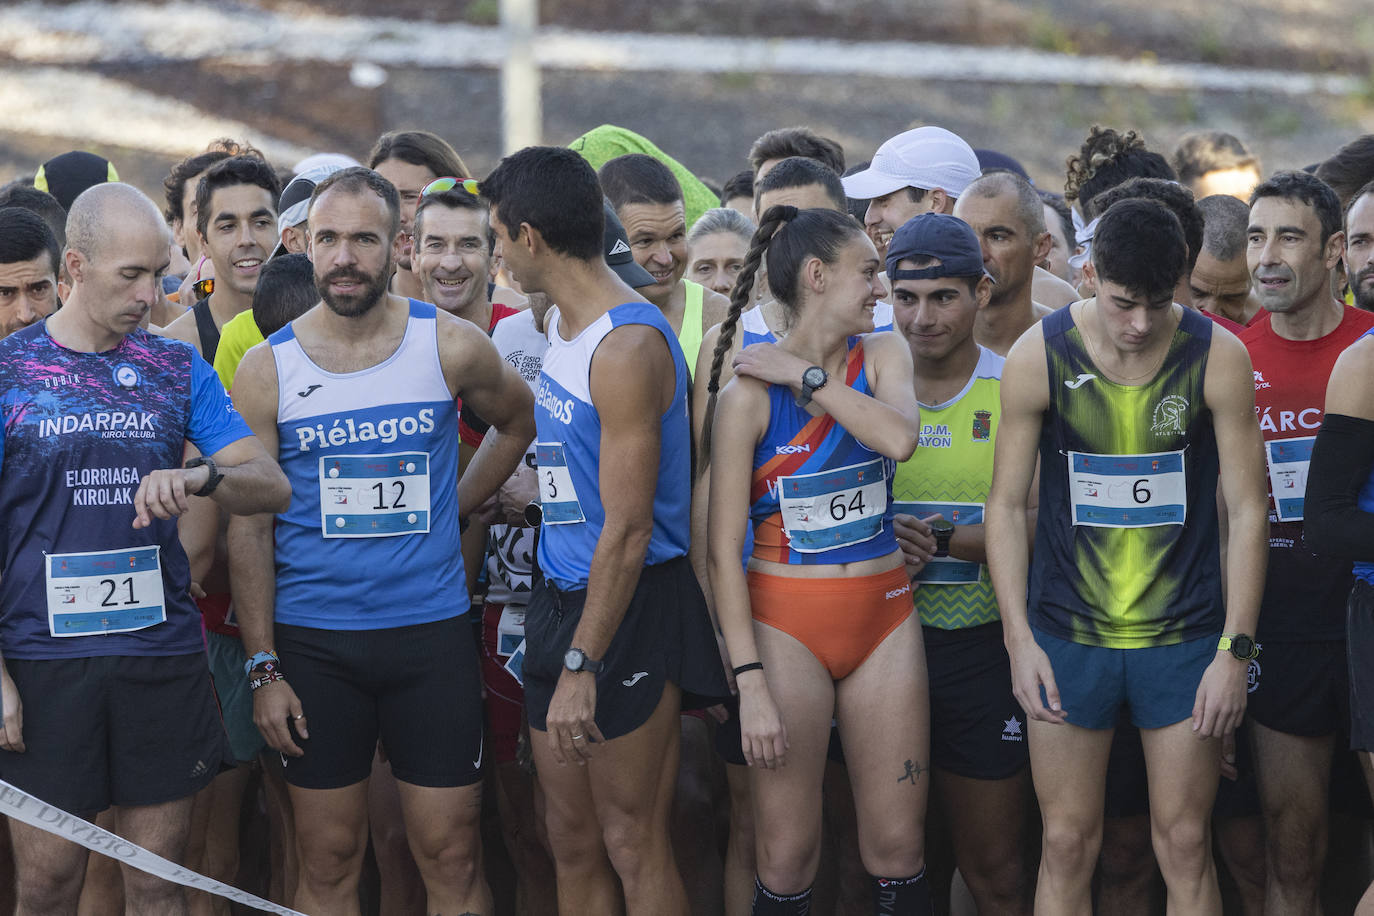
[421,177,480,198]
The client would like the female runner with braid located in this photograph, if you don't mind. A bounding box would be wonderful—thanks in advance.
[704,205,930,915]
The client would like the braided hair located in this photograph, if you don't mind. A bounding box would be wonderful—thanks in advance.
[699,205,862,461]
[1064,126,1175,216]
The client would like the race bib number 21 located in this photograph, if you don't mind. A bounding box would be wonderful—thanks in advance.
[45,546,166,637]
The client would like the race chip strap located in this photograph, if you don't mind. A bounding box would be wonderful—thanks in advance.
[0,777,307,916]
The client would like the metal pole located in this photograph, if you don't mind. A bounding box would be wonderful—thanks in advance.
[501,0,541,153]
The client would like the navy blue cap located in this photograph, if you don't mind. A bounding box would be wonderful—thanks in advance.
[886,212,994,283]
[974,148,1031,183]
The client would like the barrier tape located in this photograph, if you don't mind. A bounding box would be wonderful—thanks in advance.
[0,777,307,915]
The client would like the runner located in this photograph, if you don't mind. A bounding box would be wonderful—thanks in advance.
[987,197,1268,914]
[951,172,1054,355]
[1238,170,1374,915]
[598,153,730,376]
[1192,195,1263,327]
[161,155,280,359]
[481,145,728,915]
[686,207,754,297]
[887,212,1032,914]
[0,182,289,914]
[228,166,535,915]
[1304,178,1374,916]
[0,207,60,337]
[704,204,928,914]
[366,129,469,303]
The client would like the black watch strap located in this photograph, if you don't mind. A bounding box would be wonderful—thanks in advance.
[184,456,222,497]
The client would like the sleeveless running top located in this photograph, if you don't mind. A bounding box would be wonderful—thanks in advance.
[750,340,897,566]
[678,279,705,380]
[893,346,1003,629]
[740,301,894,346]
[1031,304,1222,648]
[535,302,692,591]
[270,299,467,630]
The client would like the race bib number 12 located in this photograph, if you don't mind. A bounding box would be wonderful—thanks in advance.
[320,452,431,538]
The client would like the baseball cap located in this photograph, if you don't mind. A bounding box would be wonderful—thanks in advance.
[34,151,119,211]
[885,212,995,284]
[603,200,655,288]
[272,163,348,257]
[974,148,1031,183]
[841,127,980,202]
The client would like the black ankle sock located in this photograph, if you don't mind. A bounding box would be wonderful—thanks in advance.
[752,876,812,915]
[871,868,931,915]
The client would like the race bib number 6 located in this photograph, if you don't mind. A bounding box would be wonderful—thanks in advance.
[45,545,166,637]
[779,458,888,553]
[320,452,431,537]
[1068,449,1187,528]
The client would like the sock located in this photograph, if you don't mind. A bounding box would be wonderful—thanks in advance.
[871,868,931,915]
[752,875,812,915]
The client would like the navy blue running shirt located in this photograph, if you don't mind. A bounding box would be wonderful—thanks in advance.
[0,323,251,660]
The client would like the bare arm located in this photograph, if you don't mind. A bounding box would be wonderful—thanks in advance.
[1193,329,1268,738]
[439,316,536,519]
[986,325,1064,723]
[542,324,677,764]
[225,344,307,755]
[707,378,786,767]
[733,331,920,460]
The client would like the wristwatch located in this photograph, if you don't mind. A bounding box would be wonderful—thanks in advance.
[1218,633,1260,660]
[796,365,829,407]
[564,647,604,674]
[183,456,223,497]
[930,519,955,557]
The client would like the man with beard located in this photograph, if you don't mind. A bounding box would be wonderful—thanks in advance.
[228,167,535,915]
[1237,170,1374,915]
[952,172,1054,356]
[1346,180,1374,312]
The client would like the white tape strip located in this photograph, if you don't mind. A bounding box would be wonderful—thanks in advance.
[0,778,307,916]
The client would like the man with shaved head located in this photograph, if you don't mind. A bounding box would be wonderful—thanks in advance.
[0,183,290,913]
[954,171,1055,355]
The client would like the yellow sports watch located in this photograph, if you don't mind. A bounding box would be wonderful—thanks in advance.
[1218,633,1260,660]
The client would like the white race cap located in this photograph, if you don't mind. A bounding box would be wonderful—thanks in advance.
[291,152,360,175]
[842,126,981,202]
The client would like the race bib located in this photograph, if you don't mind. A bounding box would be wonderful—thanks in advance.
[893,500,984,584]
[320,452,431,538]
[536,442,584,525]
[503,638,526,686]
[45,546,166,637]
[497,605,526,657]
[1068,450,1187,528]
[1265,436,1313,522]
[778,458,888,553]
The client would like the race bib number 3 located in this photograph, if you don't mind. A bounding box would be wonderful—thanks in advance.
[779,458,888,553]
[1068,450,1187,528]
[893,500,984,584]
[46,546,166,637]
[535,442,585,525]
[320,452,431,538]
[1265,436,1313,522]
